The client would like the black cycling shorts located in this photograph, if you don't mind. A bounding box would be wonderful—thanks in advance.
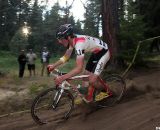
[85,49,110,75]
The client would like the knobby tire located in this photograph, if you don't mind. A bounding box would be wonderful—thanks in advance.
[31,87,74,125]
[95,74,126,108]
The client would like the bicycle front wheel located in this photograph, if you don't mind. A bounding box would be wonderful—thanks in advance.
[31,88,74,125]
[95,74,126,107]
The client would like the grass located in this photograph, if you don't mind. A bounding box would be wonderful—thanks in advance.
[29,82,48,95]
[0,51,76,114]
[0,51,76,96]
[146,54,160,62]
[0,51,75,76]
[0,51,75,95]
[0,51,17,74]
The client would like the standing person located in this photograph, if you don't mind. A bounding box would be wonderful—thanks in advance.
[26,49,37,77]
[48,24,110,102]
[41,47,50,76]
[17,50,27,78]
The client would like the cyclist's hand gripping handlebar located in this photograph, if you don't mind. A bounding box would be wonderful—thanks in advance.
[47,65,55,72]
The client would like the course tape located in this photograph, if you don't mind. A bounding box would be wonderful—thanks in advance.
[121,36,160,77]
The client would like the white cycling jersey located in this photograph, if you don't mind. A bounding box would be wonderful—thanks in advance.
[73,35,108,56]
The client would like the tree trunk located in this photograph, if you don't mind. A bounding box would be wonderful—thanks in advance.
[101,0,119,67]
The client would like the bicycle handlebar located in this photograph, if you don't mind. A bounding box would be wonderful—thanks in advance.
[49,69,67,77]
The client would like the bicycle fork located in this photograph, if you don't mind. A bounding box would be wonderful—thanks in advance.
[52,88,64,109]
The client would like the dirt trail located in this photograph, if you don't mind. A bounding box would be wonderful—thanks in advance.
[0,69,160,130]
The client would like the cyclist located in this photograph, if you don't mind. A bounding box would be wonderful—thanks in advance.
[48,24,110,102]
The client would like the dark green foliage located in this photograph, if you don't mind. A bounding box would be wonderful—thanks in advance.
[0,0,31,50]
[118,0,146,66]
[9,28,28,53]
[0,51,17,73]
[0,0,159,68]
[137,0,160,37]
[27,0,43,51]
[83,0,101,37]
[0,1,83,55]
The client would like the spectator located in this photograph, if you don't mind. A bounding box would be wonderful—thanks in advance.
[41,47,50,76]
[26,49,37,77]
[17,50,27,78]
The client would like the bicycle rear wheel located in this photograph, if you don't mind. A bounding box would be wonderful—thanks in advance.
[31,88,74,125]
[95,74,126,107]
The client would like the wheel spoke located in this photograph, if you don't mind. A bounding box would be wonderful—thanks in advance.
[31,88,74,125]
[95,75,126,107]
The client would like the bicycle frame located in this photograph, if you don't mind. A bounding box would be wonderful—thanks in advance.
[98,77,113,96]
[31,70,126,125]
[53,75,90,101]
[50,70,113,105]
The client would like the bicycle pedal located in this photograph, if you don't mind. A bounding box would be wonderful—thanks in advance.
[95,92,110,101]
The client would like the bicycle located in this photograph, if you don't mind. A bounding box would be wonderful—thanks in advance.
[31,69,126,125]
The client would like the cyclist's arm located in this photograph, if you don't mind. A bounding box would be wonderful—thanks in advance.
[60,55,84,80]
[51,46,73,68]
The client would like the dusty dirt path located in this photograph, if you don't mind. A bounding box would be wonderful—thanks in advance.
[0,69,160,130]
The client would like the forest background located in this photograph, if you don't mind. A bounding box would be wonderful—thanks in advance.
[0,0,160,73]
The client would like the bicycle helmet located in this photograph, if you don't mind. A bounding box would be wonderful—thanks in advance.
[56,24,73,39]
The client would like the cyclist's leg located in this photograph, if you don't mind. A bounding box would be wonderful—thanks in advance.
[81,51,97,93]
[82,70,91,87]
[93,50,110,76]
[81,51,98,95]
[77,70,90,95]
[93,49,110,90]
[82,70,102,88]
[86,48,110,87]
[84,49,110,102]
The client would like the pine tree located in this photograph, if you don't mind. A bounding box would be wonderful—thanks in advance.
[119,0,146,65]
[83,0,101,37]
[0,0,31,50]
[27,0,43,51]
[137,0,160,37]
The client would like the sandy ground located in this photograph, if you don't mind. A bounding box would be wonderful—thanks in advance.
[0,68,160,130]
